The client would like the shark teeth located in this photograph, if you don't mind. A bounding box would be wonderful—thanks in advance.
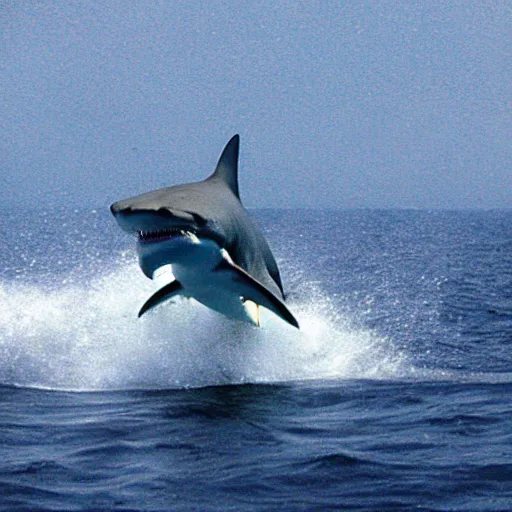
[138,228,191,243]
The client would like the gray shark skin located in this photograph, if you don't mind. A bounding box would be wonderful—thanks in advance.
[110,135,299,329]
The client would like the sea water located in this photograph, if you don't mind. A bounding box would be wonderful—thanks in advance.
[0,207,511,511]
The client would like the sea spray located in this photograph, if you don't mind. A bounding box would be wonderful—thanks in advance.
[0,258,409,390]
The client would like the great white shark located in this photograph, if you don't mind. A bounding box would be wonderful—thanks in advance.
[110,135,300,329]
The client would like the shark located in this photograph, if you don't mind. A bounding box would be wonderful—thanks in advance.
[110,135,299,329]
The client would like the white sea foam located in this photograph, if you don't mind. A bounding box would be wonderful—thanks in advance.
[0,257,409,391]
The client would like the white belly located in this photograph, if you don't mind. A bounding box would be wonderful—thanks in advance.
[172,255,255,324]
[145,238,255,325]
[139,235,292,327]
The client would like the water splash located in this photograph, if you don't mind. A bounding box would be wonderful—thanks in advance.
[0,258,409,391]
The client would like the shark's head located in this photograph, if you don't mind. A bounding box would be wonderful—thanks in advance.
[110,196,212,242]
[110,197,227,278]
[110,135,241,278]
[110,200,205,235]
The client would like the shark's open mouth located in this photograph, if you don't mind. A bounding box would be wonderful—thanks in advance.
[138,228,196,244]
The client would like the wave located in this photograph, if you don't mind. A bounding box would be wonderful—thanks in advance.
[0,255,409,391]
[2,254,512,391]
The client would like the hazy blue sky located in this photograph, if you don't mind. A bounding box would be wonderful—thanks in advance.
[1,1,510,209]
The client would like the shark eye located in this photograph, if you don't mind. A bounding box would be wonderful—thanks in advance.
[188,212,207,227]
[156,208,174,218]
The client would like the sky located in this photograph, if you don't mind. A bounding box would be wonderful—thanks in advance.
[1,1,510,209]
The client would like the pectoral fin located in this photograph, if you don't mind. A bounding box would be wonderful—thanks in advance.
[216,259,300,329]
[138,279,183,318]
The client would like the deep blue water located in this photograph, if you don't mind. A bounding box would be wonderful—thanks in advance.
[1,208,511,511]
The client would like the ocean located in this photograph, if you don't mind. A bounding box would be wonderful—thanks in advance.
[0,207,511,511]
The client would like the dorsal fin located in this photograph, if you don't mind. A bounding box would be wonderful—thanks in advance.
[208,134,240,199]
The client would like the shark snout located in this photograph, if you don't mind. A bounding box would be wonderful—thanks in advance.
[110,200,139,220]
[110,201,140,233]
[110,202,123,217]
[109,202,201,235]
